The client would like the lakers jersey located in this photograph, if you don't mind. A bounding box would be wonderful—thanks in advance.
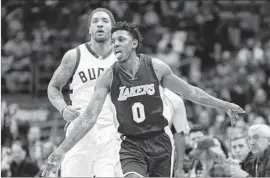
[68,43,116,128]
[110,54,168,136]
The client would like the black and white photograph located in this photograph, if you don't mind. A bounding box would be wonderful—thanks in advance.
[1,0,270,177]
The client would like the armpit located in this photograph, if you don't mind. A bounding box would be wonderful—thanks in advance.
[151,57,172,81]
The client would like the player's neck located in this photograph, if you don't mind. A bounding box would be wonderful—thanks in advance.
[90,40,111,56]
[119,53,139,77]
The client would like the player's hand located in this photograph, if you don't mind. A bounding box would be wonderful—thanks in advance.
[42,148,65,177]
[225,102,245,126]
[62,106,80,122]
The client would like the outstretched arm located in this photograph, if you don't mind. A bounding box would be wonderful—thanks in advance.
[152,58,244,113]
[42,68,113,177]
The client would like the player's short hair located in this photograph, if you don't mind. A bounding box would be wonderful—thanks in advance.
[88,8,116,27]
[111,21,143,52]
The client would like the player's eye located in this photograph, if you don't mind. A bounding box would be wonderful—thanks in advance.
[119,37,125,42]
[103,19,109,23]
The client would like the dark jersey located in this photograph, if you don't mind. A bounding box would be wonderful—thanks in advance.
[110,54,168,136]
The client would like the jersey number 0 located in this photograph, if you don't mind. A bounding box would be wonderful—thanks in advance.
[132,102,146,123]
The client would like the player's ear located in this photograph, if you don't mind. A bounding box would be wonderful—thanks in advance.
[132,39,138,49]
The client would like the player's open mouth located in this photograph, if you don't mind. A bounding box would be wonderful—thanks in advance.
[115,50,122,54]
[97,30,104,34]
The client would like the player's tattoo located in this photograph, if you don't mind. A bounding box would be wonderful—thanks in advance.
[48,50,76,112]
[59,109,96,152]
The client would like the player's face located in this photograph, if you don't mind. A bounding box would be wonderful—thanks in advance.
[112,30,137,63]
[231,138,250,161]
[89,11,112,43]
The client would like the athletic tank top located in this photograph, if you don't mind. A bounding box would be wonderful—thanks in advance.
[110,54,168,136]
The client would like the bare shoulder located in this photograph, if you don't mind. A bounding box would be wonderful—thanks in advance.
[151,57,172,81]
[60,48,78,69]
[48,48,78,87]
[95,66,113,89]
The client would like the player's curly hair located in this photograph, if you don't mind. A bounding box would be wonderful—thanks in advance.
[111,21,143,52]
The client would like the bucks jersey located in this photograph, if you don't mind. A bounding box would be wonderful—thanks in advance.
[162,88,190,134]
[62,43,122,178]
[110,54,168,136]
[68,43,116,131]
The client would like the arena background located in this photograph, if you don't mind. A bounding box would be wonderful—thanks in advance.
[1,0,270,177]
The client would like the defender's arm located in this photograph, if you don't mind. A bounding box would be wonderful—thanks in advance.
[47,49,78,113]
[56,67,113,153]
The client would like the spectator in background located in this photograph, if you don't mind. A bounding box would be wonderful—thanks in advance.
[1,103,20,147]
[230,66,254,109]
[208,163,230,177]
[157,43,181,76]
[4,141,40,177]
[1,49,15,77]
[140,1,162,54]
[189,137,227,177]
[188,124,207,149]
[251,116,268,125]
[27,126,44,169]
[34,141,57,177]
[230,124,270,177]
[108,1,133,22]
[4,7,24,40]
[3,31,31,60]
[229,134,254,175]
[237,37,264,66]
[3,31,32,93]
[185,44,202,84]
[185,125,208,176]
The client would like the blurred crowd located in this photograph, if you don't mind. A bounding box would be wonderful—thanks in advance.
[1,101,58,177]
[1,0,270,177]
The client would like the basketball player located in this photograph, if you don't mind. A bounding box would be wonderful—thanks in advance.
[162,88,190,176]
[46,8,122,177]
[43,22,245,177]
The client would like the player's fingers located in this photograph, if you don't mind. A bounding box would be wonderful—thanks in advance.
[42,166,52,177]
[230,117,235,126]
[41,169,46,177]
[65,110,80,119]
[67,107,80,115]
[234,106,245,113]
[70,109,80,117]
[42,169,51,177]
[71,112,80,119]
[237,108,245,113]
[226,109,232,117]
